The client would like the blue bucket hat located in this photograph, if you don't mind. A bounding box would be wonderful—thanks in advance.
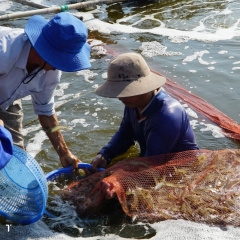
[0,126,13,169]
[25,12,91,72]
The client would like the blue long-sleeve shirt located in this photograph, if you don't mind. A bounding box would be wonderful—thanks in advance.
[99,90,199,164]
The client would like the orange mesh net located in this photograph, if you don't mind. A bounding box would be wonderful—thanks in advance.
[156,72,240,140]
[65,149,240,226]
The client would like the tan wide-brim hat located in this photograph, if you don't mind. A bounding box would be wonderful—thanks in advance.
[95,52,166,98]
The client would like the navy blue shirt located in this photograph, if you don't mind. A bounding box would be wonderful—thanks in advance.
[99,90,199,164]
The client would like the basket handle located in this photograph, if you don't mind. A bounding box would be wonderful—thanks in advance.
[45,163,105,181]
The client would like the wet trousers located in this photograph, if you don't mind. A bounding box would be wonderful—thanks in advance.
[0,100,24,147]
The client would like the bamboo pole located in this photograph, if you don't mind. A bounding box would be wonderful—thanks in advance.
[11,0,83,20]
[0,0,128,21]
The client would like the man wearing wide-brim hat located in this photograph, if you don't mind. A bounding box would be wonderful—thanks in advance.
[91,52,199,173]
[0,12,91,170]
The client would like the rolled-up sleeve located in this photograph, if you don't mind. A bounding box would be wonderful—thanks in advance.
[31,70,61,116]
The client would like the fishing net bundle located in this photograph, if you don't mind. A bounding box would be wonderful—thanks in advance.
[161,72,240,140]
[65,148,240,226]
[64,75,240,226]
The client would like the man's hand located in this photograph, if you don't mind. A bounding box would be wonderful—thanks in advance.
[0,119,4,126]
[91,154,107,172]
[59,151,81,171]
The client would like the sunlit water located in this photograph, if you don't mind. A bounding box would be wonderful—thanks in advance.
[1,0,240,239]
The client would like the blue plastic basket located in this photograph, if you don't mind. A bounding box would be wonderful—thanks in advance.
[0,145,48,224]
[45,163,105,218]
[46,163,105,181]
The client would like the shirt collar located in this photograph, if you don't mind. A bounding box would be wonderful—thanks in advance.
[141,89,168,117]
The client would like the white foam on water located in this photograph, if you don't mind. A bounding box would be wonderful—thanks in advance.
[232,67,240,70]
[92,84,99,89]
[54,100,68,109]
[190,120,199,130]
[186,108,198,119]
[55,83,70,97]
[79,11,240,42]
[169,35,191,43]
[1,218,240,240]
[102,72,107,79]
[58,93,74,101]
[200,123,225,138]
[0,0,12,11]
[208,66,215,70]
[218,50,228,55]
[94,101,104,105]
[76,69,98,83]
[183,50,209,63]
[140,41,182,57]
[89,39,103,47]
[22,125,41,136]
[92,45,108,55]
[71,118,90,128]
[25,130,48,158]
[89,38,108,55]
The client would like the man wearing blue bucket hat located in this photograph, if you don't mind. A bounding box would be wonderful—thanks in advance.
[0,12,91,170]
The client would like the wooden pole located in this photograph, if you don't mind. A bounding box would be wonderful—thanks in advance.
[0,0,128,21]
[10,0,82,20]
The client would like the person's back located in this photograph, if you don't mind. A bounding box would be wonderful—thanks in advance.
[102,89,198,162]
[131,91,198,157]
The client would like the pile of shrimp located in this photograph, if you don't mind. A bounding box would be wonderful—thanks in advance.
[65,149,240,226]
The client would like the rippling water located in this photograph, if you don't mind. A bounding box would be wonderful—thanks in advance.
[1,0,240,239]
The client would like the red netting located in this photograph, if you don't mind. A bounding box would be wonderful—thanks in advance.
[158,72,240,140]
[65,149,240,226]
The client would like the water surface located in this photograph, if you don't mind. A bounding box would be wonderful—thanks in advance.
[1,0,240,239]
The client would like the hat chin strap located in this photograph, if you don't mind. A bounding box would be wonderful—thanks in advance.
[23,61,47,84]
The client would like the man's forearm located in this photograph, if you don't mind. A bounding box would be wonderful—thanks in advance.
[38,114,69,157]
